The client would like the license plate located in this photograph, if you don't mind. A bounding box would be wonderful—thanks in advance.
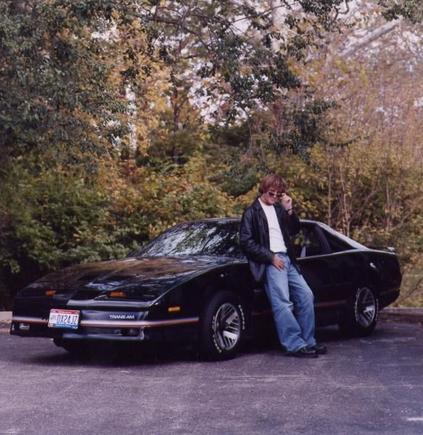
[48,309,80,329]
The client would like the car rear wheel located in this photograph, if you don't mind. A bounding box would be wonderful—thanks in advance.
[339,286,379,337]
[199,291,246,360]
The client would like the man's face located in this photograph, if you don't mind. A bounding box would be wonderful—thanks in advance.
[261,189,283,205]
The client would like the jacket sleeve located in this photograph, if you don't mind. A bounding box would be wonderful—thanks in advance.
[239,208,274,264]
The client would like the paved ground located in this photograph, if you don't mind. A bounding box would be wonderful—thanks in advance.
[0,320,422,435]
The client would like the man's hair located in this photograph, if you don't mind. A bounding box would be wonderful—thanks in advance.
[259,174,287,194]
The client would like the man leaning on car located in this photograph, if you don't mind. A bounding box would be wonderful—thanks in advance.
[239,174,327,358]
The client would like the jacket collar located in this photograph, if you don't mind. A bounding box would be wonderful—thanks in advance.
[252,197,283,212]
[252,198,262,210]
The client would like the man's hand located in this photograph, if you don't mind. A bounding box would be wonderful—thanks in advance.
[280,193,293,211]
[272,255,285,270]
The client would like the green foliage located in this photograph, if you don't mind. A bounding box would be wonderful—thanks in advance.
[206,124,259,197]
[112,156,234,240]
[0,0,161,173]
[0,1,129,166]
[379,0,423,23]
[0,163,125,274]
[302,143,423,269]
[269,98,335,155]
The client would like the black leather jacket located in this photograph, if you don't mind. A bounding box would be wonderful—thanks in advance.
[239,198,301,283]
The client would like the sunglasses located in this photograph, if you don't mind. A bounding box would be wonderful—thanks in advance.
[267,191,284,198]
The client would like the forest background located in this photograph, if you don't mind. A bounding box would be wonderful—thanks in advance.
[0,0,422,308]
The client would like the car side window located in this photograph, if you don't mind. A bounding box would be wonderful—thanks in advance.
[292,226,325,258]
[323,231,352,252]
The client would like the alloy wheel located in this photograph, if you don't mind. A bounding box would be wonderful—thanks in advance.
[354,287,377,328]
[212,302,241,351]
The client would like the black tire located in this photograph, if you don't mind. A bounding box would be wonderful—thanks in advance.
[199,291,246,360]
[339,286,379,337]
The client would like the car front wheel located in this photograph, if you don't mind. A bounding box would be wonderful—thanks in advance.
[199,291,246,360]
[339,286,379,337]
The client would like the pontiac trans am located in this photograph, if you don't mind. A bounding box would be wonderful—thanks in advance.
[10,218,402,359]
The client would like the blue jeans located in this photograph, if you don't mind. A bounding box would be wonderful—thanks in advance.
[264,253,316,352]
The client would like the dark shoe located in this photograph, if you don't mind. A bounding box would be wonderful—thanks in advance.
[307,343,327,355]
[284,347,318,358]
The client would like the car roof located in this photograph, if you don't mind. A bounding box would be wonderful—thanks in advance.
[177,217,367,250]
[177,217,241,225]
[179,216,321,226]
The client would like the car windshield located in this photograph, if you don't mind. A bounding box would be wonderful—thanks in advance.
[133,221,243,258]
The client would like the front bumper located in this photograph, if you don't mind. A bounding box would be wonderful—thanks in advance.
[10,311,199,343]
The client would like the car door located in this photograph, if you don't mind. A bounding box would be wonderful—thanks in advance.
[319,229,364,301]
[296,223,364,308]
[293,223,334,304]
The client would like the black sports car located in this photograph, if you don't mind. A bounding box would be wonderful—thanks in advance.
[11,218,401,359]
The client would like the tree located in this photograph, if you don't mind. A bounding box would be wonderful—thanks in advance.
[0,1,136,169]
[144,1,354,115]
[0,0,157,301]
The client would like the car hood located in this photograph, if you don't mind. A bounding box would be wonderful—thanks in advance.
[20,256,238,302]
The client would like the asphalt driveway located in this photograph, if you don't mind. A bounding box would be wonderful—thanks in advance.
[0,320,422,435]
